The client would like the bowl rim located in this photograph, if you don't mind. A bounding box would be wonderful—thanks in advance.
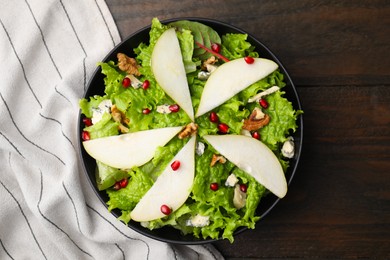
[78,17,303,245]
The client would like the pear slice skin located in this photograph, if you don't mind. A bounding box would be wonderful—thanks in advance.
[203,134,287,198]
[82,126,183,169]
[195,58,278,117]
[151,28,194,121]
[130,135,196,222]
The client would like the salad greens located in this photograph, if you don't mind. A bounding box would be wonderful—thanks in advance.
[80,18,302,243]
[169,20,221,61]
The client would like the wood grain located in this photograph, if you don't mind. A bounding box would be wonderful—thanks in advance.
[105,0,390,258]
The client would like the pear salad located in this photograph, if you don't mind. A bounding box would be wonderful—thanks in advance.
[80,18,302,242]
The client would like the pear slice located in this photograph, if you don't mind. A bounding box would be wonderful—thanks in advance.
[203,135,287,198]
[195,58,278,117]
[151,28,194,121]
[130,135,196,221]
[82,126,183,169]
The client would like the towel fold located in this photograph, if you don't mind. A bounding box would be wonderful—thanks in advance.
[0,0,223,259]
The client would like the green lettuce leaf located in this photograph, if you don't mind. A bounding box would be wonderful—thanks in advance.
[187,147,266,242]
[134,18,169,77]
[99,61,126,98]
[169,20,221,60]
[152,137,186,170]
[239,70,286,102]
[146,204,193,231]
[79,95,107,119]
[176,27,198,73]
[83,113,118,139]
[221,33,258,60]
[106,167,153,213]
[259,90,299,151]
[95,161,129,191]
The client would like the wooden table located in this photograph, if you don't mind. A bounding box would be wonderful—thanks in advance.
[105,1,390,258]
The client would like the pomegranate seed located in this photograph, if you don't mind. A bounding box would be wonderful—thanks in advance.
[169,104,180,113]
[171,160,181,171]
[113,182,121,190]
[210,182,219,191]
[240,184,248,193]
[244,56,255,64]
[252,131,260,140]
[259,98,269,109]
[83,118,92,127]
[160,204,172,215]
[218,123,229,134]
[81,131,90,141]
[209,112,219,123]
[142,108,151,114]
[211,43,221,53]
[142,80,150,90]
[122,77,131,88]
[119,178,128,188]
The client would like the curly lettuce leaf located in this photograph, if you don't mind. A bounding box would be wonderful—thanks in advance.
[188,148,266,242]
[176,27,198,73]
[99,61,126,98]
[135,18,199,75]
[221,33,258,60]
[83,113,118,139]
[106,167,153,213]
[195,96,249,137]
[152,137,186,169]
[259,90,300,150]
[79,95,107,119]
[145,204,193,231]
[95,161,129,191]
[134,18,170,77]
[239,70,286,102]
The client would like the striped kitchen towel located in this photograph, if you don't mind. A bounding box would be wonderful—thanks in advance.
[0,0,223,259]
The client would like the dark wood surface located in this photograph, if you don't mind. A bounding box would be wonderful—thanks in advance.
[105,1,390,258]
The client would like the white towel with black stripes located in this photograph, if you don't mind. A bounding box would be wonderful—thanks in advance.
[0,0,224,259]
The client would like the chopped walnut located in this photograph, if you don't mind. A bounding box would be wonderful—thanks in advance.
[118,124,129,133]
[210,154,227,167]
[242,108,270,131]
[111,105,130,133]
[178,122,198,139]
[111,105,121,122]
[202,56,218,70]
[117,53,141,76]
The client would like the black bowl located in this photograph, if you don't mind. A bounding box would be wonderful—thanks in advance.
[78,17,303,244]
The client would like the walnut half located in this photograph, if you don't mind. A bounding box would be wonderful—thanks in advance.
[117,53,141,76]
[178,122,198,139]
[111,104,130,133]
[242,107,270,131]
[210,154,226,167]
